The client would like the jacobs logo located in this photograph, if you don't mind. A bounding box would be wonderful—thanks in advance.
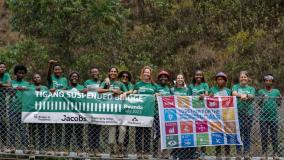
[61,115,87,122]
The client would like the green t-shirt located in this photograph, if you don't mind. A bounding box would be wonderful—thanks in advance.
[209,86,232,96]
[0,72,11,84]
[171,87,188,96]
[257,88,281,121]
[157,84,171,96]
[187,83,209,96]
[123,82,134,92]
[29,84,49,91]
[67,84,85,92]
[12,80,30,89]
[84,79,101,92]
[134,81,157,94]
[100,80,127,93]
[49,74,68,89]
[232,83,255,116]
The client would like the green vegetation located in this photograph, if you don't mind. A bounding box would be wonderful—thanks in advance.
[1,0,284,88]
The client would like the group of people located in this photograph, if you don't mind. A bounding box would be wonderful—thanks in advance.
[0,60,281,160]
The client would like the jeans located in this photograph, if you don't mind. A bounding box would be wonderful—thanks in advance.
[260,121,278,155]
[236,114,253,154]
[135,127,151,153]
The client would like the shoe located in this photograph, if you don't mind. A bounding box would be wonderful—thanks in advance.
[236,155,241,160]
[39,150,46,155]
[137,152,143,159]
[260,153,268,160]
[77,151,85,157]
[244,153,251,160]
[46,150,54,155]
[62,150,69,156]
[161,150,170,159]
[216,154,222,160]
[143,153,149,159]
[273,155,280,160]
[23,149,32,154]
[55,151,61,156]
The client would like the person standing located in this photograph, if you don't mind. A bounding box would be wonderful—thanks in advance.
[232,71,255,160]
[257,74,281,160]
[133,66,157,159]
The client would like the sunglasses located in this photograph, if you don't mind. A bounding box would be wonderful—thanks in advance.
[122,75,129,78]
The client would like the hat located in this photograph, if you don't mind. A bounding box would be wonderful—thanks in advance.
[158,70,170,79]
[215,72,227,81]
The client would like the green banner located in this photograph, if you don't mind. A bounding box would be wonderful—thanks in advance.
[21,90,155,127]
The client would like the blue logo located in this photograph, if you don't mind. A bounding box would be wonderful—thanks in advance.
[181,134,194,147]
[164,109,177,121]
[211,133,224,145]
[226,134,241,144]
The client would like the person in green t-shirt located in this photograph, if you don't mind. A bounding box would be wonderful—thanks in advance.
[171,74,188,96]
[133,66,157,159]
[232,71,255,160]
[0,62,11,152]
[257,74,281,159]
[210,72,231,160]
[64,71,85,157]
[84,66,101,93]
[153,70,171,159]
[84,67,102,158]
[188,69,209,158]
[28,73,49,154]
[6,64,30,154]
[116,70,134,158]
[98,67,127,158]
[0,62,11,88]
[171,74,197,160]
[47,60,68,91]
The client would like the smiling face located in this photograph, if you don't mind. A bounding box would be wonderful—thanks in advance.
[33,74,42,85]
[53,65,63,77]
[70,73,79,84]
[0,64,6,75]
[176,74,185,86]
[90,68,99,80]
[239,73,249,86]
[143,68,151,81]
[109,68,118,80]
[194,70,203,83]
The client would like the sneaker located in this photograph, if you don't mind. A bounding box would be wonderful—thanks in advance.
[235,155,241,160]
[137,152,143,159]
[62,150,69,156]
[244,153,251,160]
[39,150,46,155]
[143,153,150,159]
[94,148,101,157]
[23,149,32,154]
[46,150,54,155]
[55,151,61,156]
[273,155,280,160]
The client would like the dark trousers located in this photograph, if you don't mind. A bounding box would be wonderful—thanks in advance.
[28,124,46,150]
[135,127,151,153]
[236,114,253,154]
[88,124,101,150]
[260,121,278,154]
[64,124,84,150]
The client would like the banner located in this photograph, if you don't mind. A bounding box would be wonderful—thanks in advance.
[21,90,155,127]
[157,96,243,149]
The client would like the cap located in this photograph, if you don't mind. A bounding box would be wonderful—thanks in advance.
[158,70,170,78]
[215,72,227,81]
